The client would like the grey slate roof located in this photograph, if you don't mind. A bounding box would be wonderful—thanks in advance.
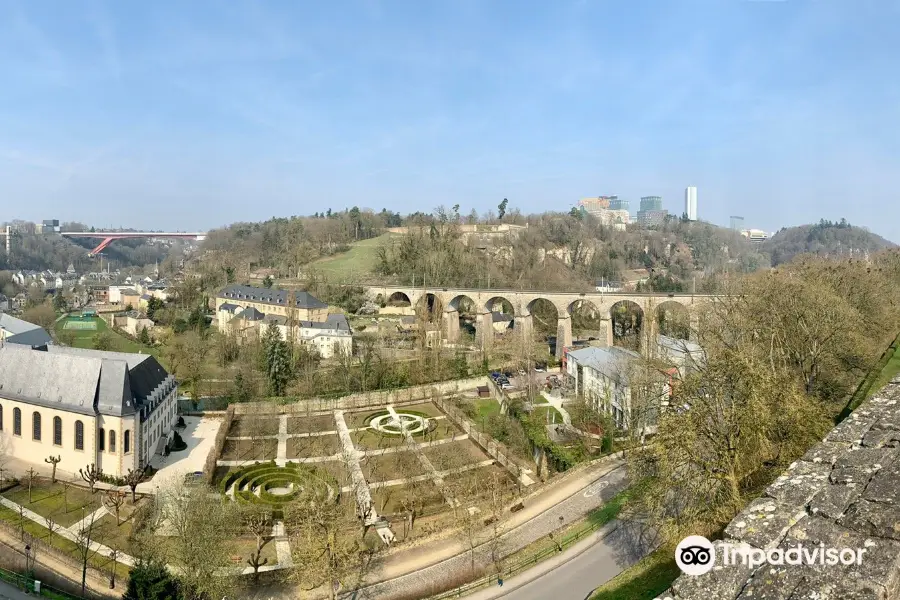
[0,345,173,417]
[0,314,53,348]
[236,306,265,321]
[218,302,240,313]
[217,284,327,309]
[568,346,641,384]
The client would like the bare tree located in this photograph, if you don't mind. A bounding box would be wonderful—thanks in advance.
[74,510,99,596]
[26,468,36,503]
[243,505,270,583]
[289,498,374,600]
[123,468,142,504]
[43,514,59,547]
[44,456,61,483]
[79,464,102,495]
[105,490,126,526]
[160,479,238,600]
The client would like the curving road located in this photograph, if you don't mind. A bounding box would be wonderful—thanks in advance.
[489,521,656,600]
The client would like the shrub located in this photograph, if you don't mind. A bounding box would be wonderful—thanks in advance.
[170,431,188,452]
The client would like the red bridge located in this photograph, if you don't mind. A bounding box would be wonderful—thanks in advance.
[59,231,207,256]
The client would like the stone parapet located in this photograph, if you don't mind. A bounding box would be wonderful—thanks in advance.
[660,377,900,599]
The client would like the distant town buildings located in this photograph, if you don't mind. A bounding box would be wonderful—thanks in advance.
[639,196,663,212]
[740,229,770,243]
[608,197,629,212]
[730,216,745,231]
[637,209,668,228]
[684,187,697,221]
[216,284,352,358]
[577,196,630,230]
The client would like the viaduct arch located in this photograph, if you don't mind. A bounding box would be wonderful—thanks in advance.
[365,285,714,357]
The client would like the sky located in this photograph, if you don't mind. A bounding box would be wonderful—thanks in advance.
[1,0,899,239]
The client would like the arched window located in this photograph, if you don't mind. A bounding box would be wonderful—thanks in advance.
[32,412,41,441]
[99,427,105,451]
[12,408,20,436]
[124,430,131,454]
[53,416,62,445]
[109,430,116,453]
[75,421,84,450]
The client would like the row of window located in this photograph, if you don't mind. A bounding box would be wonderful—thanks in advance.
[0,407,130,453]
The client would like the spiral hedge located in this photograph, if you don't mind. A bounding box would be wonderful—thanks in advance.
[220,461,337,509]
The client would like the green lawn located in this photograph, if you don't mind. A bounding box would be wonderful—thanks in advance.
[531,405,565,425]
[306,234,399,278]
[54,316,158,357]
[3,479,100,528]
[590,548,680,600]
[471,398,501,421]
[0,503,131,583]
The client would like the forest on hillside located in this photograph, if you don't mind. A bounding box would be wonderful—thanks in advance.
[761,219,894,266]
[0,222,182,273]
[193,207,894,294]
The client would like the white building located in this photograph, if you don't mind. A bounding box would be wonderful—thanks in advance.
[0,344,178,477]
[656,335,704,378]
[565,346,644,429]
[684,186,698,221]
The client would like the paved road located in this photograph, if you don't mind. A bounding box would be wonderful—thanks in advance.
[502,521,655,600]
[0,579,34,600]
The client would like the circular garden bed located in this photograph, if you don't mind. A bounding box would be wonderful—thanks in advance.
[363,409,437,437]
[220,461,337,511]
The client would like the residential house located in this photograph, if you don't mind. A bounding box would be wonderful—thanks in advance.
[565,346,668,431]
[656,335,704,378]
[0,344,178,477]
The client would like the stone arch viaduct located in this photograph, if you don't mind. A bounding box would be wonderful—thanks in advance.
[364,285,717,356]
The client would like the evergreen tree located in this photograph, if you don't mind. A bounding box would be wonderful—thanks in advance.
[123,561,181,600]
[230,371,253,403]
[138,326,151,345]
[263,322,291,396]
[52,291,67,313]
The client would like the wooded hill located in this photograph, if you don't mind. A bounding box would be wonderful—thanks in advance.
[195,208,895,294]
[761,219,894,266]
[0,222,186,273]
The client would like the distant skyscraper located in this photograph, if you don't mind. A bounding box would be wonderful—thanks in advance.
[730,216,745,231]
[684,187,697,221]
[609,197,629,211]
[640,196,663,212]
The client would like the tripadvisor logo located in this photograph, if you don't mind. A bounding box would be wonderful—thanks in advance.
[675,535,868,576]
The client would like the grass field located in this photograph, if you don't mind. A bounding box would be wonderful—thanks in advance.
[306,234,398,278]
[3,479,100,528]
[54,315,158,357]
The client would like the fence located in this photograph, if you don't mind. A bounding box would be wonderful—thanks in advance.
[427,516,613,599]
[0,566,84,599]
[0,518,116,598]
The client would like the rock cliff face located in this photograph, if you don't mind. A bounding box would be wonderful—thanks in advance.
[661,378,900,599]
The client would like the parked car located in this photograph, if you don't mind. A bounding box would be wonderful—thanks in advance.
[501,383,514,390]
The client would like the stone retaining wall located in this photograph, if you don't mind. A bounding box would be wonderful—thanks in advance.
[232,376,487,415]
[661,377,900,599]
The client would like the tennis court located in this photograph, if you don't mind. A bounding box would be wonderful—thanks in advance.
[62,318,99,331]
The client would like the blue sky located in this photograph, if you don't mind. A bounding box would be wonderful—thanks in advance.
[1,0,898,239]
